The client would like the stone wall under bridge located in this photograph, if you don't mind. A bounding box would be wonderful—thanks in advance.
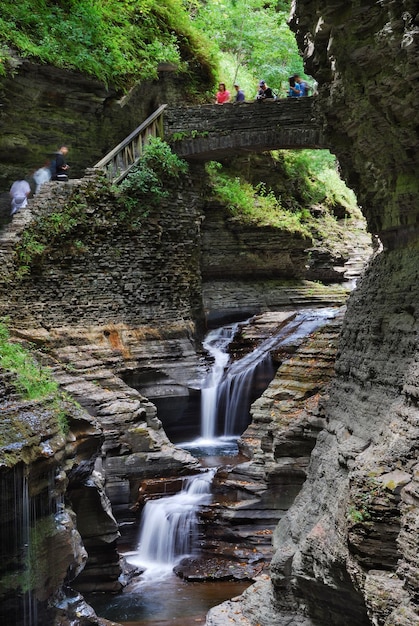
[164,97,326,161]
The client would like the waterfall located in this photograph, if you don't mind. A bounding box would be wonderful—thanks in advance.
[201,307,339,438]
[128,470,215,581]
[200,323,240,440]
[218,342,275,436]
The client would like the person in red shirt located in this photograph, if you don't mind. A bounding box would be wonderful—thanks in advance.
[215,83,231,104]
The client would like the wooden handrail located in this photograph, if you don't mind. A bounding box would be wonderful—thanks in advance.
[94,104,168,183]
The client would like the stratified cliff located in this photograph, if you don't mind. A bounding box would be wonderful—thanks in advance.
[208,2,419,625]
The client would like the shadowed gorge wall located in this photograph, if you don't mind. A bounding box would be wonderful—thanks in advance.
[208,2,419,625]
[290,0,419,248]
[0,57,195,186]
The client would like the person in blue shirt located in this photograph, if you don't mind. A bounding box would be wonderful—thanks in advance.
[287,76,301,97]
[294,74,310,96]
[233,83,245,102]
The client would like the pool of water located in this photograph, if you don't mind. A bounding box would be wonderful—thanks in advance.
[87,574,249,626]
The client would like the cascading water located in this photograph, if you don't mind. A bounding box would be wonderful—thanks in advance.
[0,464,66,626]
[199,307,339,440]
[200,323,240,441]
[128,469,215,581]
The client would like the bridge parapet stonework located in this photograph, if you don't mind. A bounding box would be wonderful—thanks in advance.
[164,98,327,160]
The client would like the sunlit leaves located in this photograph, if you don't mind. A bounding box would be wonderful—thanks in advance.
[0,0,217,88]
[192,0,305,92]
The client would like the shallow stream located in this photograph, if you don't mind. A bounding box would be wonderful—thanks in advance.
[87,576,249,626]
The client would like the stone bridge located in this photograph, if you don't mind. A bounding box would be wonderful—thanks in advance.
[164,97,327,161]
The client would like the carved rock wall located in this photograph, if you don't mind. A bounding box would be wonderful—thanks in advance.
[0,169,205,331]
[201,201,310,280]
[290,0,419,247]
[0,367,116,626]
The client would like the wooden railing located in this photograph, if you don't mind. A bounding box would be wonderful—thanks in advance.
[94,104,168,183]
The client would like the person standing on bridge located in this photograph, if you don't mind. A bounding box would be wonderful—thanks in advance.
[287,75,301,97]
[233,83,245,103]
[293,74,310,96]
[256,80,275,101]
[215,83,231,104]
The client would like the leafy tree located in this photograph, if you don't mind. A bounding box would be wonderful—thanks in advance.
[192,0,306,95]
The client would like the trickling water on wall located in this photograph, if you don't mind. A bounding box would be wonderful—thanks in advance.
[21,470,37,626]
[0,466,38,626]
[0,463,65,626]
[128,470,215,581]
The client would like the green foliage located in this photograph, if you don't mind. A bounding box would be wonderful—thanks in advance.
[277,149,358,210]
[193,0,306,95]
[347,505,370,524]
[0,0,217,88]
[0,320,58,400]
[347,477,386,525]
[117,137,189,210]
[172,129,209,141]
[206,149,360,245]
[206,160,311,237]
[0,46,12,76]
[0,320,73,436]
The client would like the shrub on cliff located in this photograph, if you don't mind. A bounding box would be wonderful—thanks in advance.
[0,320,58,400]
[116,137,189,213]
[206,160,312,237]
[0,320,72,434]
[0,0,217,89]
[206,149,361,247]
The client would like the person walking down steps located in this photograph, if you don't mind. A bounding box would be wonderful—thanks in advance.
[9,178,31,216]
[51,145,70,181]
[33,161,52,194]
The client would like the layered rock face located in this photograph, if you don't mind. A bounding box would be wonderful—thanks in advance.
[0,169,205,330]
[290,0,418,247]
[0,367,119,626]
[208,2,419,625]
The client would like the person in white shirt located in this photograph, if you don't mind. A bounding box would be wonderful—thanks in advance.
[33,162,52,194]
[9,179,31,215]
